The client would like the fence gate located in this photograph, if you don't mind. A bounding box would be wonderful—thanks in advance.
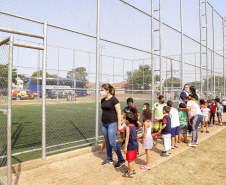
[0,36,13,185]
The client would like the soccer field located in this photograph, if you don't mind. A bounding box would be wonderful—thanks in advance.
[0,100,150,164]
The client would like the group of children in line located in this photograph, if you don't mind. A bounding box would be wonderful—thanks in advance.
[111,97,224,178]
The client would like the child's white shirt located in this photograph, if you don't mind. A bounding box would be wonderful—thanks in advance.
[170,108,180,128]
[201,108,210,118]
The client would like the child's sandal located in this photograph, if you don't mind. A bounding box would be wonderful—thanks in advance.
[140,165,151,170]
[125,170,136,174]
[122,173,133,178]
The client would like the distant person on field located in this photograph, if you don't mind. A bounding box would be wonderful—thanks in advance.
[167,100,180,149]
[151,95,166,136]
[100,83,125,168]
[121,98,140,146]
[221,96,226,113]
[140,109,153,169]
[123,113,138,178]
[159,106,171,156]
[178,103,189,143]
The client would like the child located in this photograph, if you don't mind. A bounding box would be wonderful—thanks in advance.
[215,98,223,126]
[121,98,140,146]
[210,100,217,126]
[201,101,210,133]
[178,103,188,143]
[167,100,180,149]
[200,99,205,131]
[140,109,153,170]
[207,100,212,125]
[220,102,223,122]
[143,103,150,110]
[142,103,150,122]
[130,105,142,154]
[123,113,138,178]
[160,106,171,156]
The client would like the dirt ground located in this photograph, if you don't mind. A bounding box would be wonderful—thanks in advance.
[124,128,226,185]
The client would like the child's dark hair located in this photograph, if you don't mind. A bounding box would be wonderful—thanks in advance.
[179,103,186,108]
[126,97,134,103]
[158,95,164,100]
[200,99,205,105]
[126,113,136,123]
[207,100,212,103]
[130,105,138,117]
[215,97,220,102]
[142,109,152,120]
[143,103,150,110]
[167,100,173,107]
[163,106,171,113]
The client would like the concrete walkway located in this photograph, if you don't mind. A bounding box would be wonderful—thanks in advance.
[10,121,226,185]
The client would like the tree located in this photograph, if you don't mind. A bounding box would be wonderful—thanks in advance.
[31,70,58,78]
[66,67,88,82]
[0,64,25,88]
[164,77,181,88]
[127,65,159,90]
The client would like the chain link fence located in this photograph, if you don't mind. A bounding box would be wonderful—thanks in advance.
[0,0,225,173]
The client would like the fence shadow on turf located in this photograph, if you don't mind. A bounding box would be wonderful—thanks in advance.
[12,163,21,185]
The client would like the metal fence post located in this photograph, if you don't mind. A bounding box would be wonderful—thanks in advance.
[159,0,163,95]
[212,7,215,98]
[42,21,47,160]
[180,0,184,89]
[223,18,225,96]
[7,35,14,185]
[95,0,101,146]
[199,0,203,96]
[151,0,155,107]
[205,0,209,98]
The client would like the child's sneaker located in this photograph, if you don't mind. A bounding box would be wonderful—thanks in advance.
[206,130,209,133]
[188,143,197,147]
[102,159,113,165]
[115,160,125,168]
[201,130,204,133]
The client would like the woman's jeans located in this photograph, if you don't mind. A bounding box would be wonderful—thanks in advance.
[190,114,203,144]
[101,122,124,161]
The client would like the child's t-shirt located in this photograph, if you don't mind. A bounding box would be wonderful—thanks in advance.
[201,108,210,118]
[170,108,180,128]
[207,105,212,110]
[217,102,221,113]
[178,111,188,126]
[211,104,217,113]
[162,115,171,135]
[200,105,204,110]
[126,125,138,151]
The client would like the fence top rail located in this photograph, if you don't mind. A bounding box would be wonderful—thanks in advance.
[0,36,10,45]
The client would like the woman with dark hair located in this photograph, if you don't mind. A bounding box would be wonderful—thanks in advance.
[100,83,125,168]
[189,86,199,101]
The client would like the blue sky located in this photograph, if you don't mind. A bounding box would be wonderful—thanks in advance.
[0,0,225,84]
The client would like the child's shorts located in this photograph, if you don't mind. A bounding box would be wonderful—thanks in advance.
[203,116,208,122]
[217,112,221,117]
[163,134,171,151]
[126,149,137,161]
[171,126,179,137]
[179,125,188,135]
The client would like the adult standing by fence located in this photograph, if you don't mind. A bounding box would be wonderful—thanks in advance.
[189,85,199,101]
[179,94,203,147]
[100,83,125,168]
[179,84,190,107]
[151,95,166,135]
